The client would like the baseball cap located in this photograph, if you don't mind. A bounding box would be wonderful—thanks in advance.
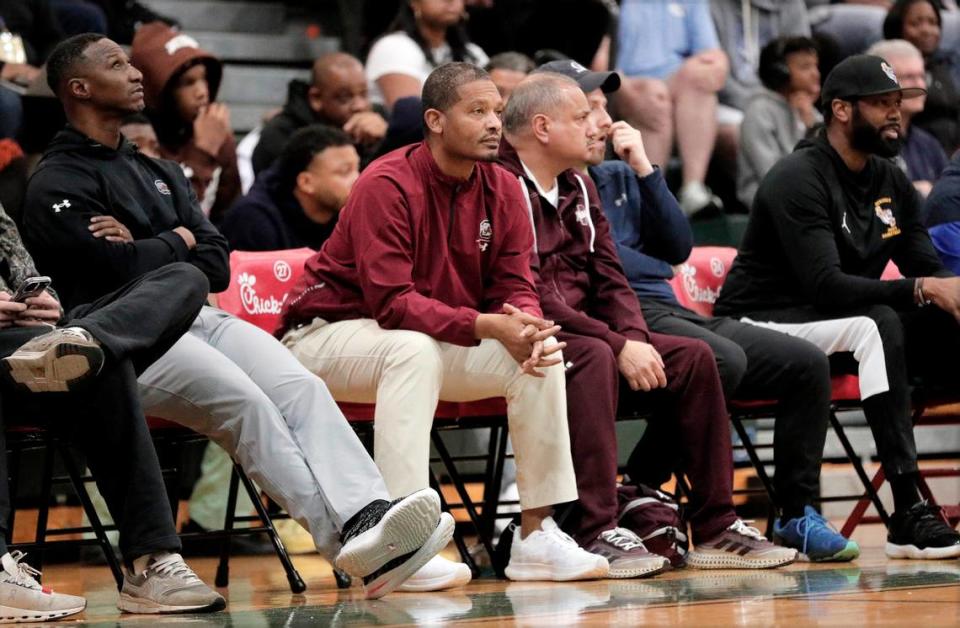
[534,59,621,94]
[821,54,925,107]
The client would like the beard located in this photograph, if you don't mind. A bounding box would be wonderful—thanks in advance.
[850,106,902,158]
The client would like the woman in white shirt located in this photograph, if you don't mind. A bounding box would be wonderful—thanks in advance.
[366,0,489,109]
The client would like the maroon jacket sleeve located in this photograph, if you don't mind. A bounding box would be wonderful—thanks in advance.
[581,177,651,348]
[483,178,543,318]
[352,175,481,346]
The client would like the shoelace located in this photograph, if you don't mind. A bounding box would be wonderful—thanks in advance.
[542,525,580,549]
[60,327,90,341]
[729,519,767,542]
[600,527,646,552]
[912,501,952,535]
[5,551,42,590]
[148,553,202,584]
[793,511,837,555]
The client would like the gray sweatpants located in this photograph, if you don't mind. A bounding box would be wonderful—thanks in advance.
[137,307,389,558]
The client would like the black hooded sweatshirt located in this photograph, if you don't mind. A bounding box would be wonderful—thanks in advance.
[22,126,229,310]
[715,132,950,319]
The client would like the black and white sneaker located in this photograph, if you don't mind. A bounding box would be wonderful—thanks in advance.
[362,512,455,599]
[335,489,441,577]
[886,501,960,560]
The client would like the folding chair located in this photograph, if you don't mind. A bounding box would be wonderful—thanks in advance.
[669,246,889,531]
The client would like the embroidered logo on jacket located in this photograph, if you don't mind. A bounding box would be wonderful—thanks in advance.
[575,204,590,226]
[874,197,901,239]
[164,34,200,56]
[52,199,70,213]
[477,219,492,251]
[154,179,171,195]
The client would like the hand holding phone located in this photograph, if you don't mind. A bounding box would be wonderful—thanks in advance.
[12,276,51,303]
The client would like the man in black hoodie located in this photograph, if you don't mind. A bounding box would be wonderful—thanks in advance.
[252,52,388,174]
[23,33,451,600]
[715,54,960,560]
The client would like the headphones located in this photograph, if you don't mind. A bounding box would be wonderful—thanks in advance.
[758,38,793,91]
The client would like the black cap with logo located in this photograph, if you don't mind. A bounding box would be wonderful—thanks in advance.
[820,54,926,107]
[534,59,621,94]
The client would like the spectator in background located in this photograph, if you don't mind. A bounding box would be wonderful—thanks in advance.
[0,0,66,138]
[884,0,960,153]
[738,36,822,208]
[710,0,812,113]
[366,0,488,109]
[131,22,240,224]
[119,112,160,158]
[224,126,358,251]
[614,0,729,216]
[925,153,960,272]
[48,0,107,35]
[485,51,534,101]
[868,39,947,197]
[253,52,387,175]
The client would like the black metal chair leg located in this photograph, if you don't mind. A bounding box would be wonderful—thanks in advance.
[58,443,124,590]
[31,441,54,574]
[6,443,22,549]
[829,411,891,525]
[431,429,497,564]
[730,415,779,534]
[235,465,306,594]
[214,467,240,588]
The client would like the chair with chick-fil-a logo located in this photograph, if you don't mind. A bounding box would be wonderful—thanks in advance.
[218,249,511,582]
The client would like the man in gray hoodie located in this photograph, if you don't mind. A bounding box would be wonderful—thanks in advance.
[738,36,822,207]
[711,0,812,112]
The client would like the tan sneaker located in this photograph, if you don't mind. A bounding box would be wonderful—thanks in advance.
[687,520,797,570]
[118,552,225,614]
[0,551,85,623]
[1,327,103,393]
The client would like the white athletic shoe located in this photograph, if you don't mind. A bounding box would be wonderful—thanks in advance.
[0,551,85,623]
[505,517,609,581]
[397,555,472,592]
[118,552,225,614]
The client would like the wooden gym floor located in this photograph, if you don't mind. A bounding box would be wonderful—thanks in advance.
[23,521,960,627]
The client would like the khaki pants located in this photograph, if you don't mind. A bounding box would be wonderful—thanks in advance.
[283,318,579,511]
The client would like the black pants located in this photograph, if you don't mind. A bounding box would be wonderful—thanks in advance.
[635,299,833,517]
[735,303,960,485]
[0,263,208,561]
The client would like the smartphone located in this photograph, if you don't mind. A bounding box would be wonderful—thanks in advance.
[11,276,51,303]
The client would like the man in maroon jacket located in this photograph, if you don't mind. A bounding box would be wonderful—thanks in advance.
[279,62,609,589]
[499,71,797,572]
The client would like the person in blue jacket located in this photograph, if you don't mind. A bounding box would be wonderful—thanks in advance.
[924,153,960,274]
[544,61,860,563]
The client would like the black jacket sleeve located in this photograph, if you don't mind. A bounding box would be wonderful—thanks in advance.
[170,165,231,292]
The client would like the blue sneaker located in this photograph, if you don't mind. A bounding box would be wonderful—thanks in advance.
[773,506,860,562]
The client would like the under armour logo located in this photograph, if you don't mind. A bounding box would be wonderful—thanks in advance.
[52,200,70,213]
[841,212,851,235]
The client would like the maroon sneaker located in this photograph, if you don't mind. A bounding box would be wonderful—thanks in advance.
[586,528,669,579]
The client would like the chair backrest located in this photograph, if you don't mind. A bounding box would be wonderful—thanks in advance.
[216,248,314,333]
[668,246,738,317]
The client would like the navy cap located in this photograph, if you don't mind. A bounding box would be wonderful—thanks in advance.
[534,59,621,94]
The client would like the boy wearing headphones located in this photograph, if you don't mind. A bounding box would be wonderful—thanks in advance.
[738,37,822,208]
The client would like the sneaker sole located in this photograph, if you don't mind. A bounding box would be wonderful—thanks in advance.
[396,562,472,592]
[505,557,610,582]
[885,541,960,560]
[686,550,796,570]
[0,602,85,623]
[364,512,456,600]
[608,558,670,579]
[335,488,440,578]
[802,541,860,563]
[2,342,103,393]
[117,593,226,614]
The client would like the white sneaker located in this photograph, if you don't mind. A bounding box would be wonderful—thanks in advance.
[0,551,85,623]
[396,555,472,592]
[118,552,225,614]
[505,517,609,581]
[678,181,722,217]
